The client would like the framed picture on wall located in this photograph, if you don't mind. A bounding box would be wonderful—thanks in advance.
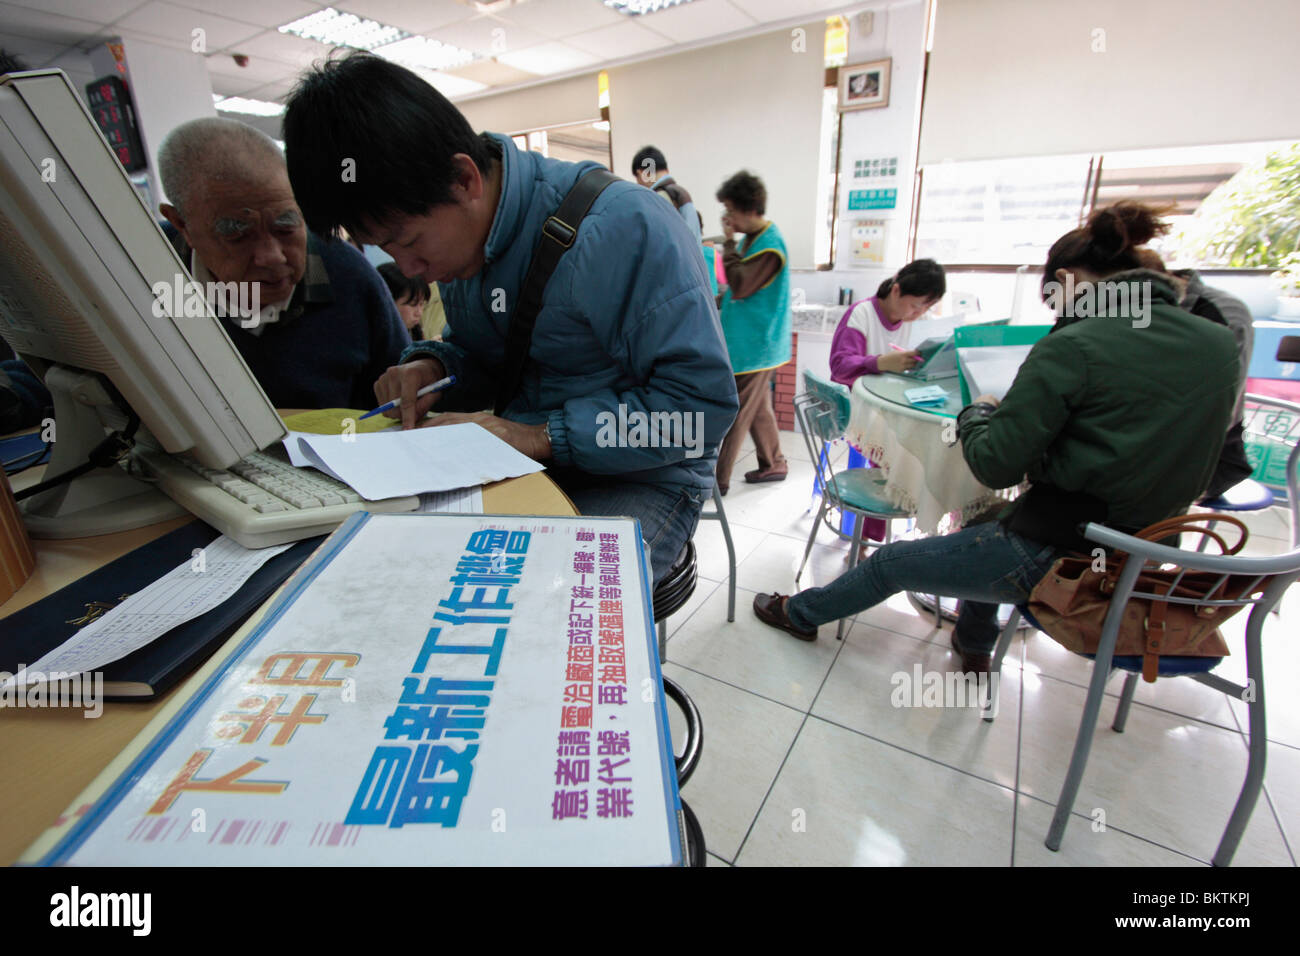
[839,58,891,111]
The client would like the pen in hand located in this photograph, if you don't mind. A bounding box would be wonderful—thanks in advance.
[359,374,457,420]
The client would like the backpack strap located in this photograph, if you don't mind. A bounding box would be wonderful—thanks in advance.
[495,167,619,416]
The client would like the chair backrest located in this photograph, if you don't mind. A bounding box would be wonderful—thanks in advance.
[1242,393,1300,546]
[1083,522,1300,654]
[801,370,852,433]
[794,378,853,510]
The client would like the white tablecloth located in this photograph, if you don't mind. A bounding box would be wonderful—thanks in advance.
[846,378,1011,534]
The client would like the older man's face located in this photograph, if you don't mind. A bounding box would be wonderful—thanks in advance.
[179,164,307,306]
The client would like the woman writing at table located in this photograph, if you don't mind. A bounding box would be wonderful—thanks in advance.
[755,202,1240,672]
[828,259,947,384]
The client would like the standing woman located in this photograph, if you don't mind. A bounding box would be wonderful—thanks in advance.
[829,259,946,385]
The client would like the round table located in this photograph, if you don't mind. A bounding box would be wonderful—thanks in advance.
[846,374,1008,534]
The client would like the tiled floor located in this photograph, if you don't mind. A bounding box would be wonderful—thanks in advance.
[664,430,1300,867]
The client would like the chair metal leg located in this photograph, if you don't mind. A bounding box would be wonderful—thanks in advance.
[1112,671,1139,732]
[984,608,1022,723]
[1212,606,1270,866]
[796,494,830,582]
[1046,653,1113,851]
[837,512,864,641]
[658,618,667,664]
[711,482,737,623]
[1195,518,1220,553]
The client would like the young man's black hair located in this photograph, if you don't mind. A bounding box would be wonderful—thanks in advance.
[282,51,494,239]
[0,50,29,75]
[631,145,667,181]
[377,262,431,306]
[716,170,766,215]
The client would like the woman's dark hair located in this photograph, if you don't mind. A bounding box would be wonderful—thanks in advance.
[632,145,667,179]
[1041,201,1173,299]
[716,170,766,215]
[283,51,493,239]
[377,262,431,305]
[877,258,946,301]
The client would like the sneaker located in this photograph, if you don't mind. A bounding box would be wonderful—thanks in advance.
[752,592,817,641]
[949,631,992,675]
[744,465,788,484]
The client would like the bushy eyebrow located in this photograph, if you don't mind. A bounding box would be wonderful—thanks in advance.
[273,210,303,229]
[213,217,251,238]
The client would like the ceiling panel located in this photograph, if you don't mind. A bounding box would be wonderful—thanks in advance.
[417,68,487,99]
[208,69,267,96]
[335,0,475,35]
[0,30,64,64]
[165,0,322,30]
[0,0,145,25]
[640,0,755,43]
[116,1,265,51]
[495,40,600,76]
[425,15,548,57]
[221,29,331,67]
[565,19,673,58]
[0,4,111,45]
[498,0,627,38]
[726,0,843,24]
[205,49,298,82]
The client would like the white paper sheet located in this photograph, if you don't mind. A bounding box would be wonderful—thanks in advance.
[957,345,1035,402]
[3,536,293,687]
[415,486,484,513]
[295,423,543,500]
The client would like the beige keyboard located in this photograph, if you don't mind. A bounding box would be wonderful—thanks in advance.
[137,446,419,548]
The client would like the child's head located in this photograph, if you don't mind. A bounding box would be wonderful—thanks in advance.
[377,262,431,334]
[877,258,946,322]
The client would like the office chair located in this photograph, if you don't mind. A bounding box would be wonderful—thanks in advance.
[985,521,1300,865]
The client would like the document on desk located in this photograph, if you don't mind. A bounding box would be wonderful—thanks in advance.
[1,536,292,688]
[957,345,1035,402]
[28,513,684,867]
[294,423,542,500]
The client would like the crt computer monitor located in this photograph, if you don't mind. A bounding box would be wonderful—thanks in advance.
[0,69,285,538]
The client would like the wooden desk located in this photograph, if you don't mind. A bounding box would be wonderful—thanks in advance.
[0,470,576,866]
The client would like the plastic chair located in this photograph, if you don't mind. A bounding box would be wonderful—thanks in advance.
[697,481,736,622]
[794,371,916,639]
[987,521,1300,866]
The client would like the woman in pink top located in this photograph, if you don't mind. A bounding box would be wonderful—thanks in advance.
[830,259,946,385]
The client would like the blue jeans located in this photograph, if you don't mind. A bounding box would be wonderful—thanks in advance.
[785,522,1064,654]
[556,473,707,586]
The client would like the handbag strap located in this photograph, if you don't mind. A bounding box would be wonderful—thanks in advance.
[494,168,620,416]
[1132,512,1248,554]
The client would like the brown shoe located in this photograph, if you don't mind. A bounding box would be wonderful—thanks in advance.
[949,631,992,675]
[753,593,817,641]
[744,466,788,484]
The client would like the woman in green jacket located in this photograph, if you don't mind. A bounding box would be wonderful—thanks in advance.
[752,202,1241,671]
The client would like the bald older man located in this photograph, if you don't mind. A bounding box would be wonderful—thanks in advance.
[157,117,409,410]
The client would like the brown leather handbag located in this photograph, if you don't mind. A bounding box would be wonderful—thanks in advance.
[1027,514,1265,683]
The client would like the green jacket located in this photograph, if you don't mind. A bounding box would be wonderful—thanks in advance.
[958,270,1239,544]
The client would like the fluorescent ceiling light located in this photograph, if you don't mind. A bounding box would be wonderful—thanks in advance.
[374,35,476,71]
[213,94,285,117]
[279,7,404,50]
[603,0,696,14]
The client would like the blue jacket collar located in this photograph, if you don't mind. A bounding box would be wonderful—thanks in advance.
[482,132,528,266]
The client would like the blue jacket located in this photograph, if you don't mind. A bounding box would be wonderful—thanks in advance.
[403,134,739,492]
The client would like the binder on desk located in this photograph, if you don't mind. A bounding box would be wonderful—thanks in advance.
[0,522,322,699]
[24,512,684,867]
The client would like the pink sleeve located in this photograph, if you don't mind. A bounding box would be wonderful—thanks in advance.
[829,309,879,385]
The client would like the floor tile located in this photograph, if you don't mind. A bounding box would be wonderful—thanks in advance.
[1017,673,1293,865]
[666,586,841,710]
[1013,795,1202,866]
[661,663,805,861]
[735,716,1016,866]
[813,620,1022,788]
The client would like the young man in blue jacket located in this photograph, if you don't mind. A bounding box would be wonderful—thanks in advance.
[282,53,738,585]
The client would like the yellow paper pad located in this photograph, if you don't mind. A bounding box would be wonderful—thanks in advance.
[281,408,395,435]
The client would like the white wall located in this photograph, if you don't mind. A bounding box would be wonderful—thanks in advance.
[921,0,1300,163]
[458,72,602,134]
[91,37,215,210]
[608,21,827,268]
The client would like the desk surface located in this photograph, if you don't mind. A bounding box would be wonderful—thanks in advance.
[0,469,576,866]
[857,372,964,418]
